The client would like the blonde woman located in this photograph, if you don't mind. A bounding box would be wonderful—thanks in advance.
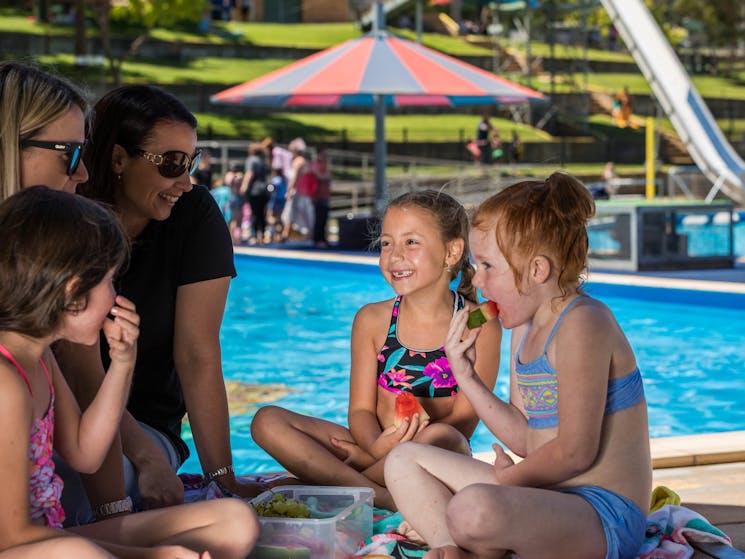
[0,61,89,197]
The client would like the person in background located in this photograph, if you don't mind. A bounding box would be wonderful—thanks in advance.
[252,190,502,510]
[57,84,265,525]
[282,137,315,241]
[385,172,651,559]
[240,142,270,245]
[0,186,258,559]
[602,161,620,198]
[209,175,233,225]
[311,145,332,248]
[263,136,292,178]
[509,130,523,164]
[191,148,213,188]
[268,166,288,243]
[225,165,245,243]
[475,115,495,167]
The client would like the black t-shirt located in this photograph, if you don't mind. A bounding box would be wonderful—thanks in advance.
[101,185,236,463]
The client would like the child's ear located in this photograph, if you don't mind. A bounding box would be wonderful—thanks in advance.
[63,277,84,314]
[530,255,552,284]
[445,238,465,267]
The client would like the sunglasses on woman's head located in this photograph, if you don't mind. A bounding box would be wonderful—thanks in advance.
[20,139,86,176]
[135,149,202,179]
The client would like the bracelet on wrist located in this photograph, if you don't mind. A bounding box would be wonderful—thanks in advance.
[204,464,234,483]
[93,496,133,520]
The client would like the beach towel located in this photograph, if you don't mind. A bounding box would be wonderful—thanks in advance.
[635,504,732,559]
[355,510,428,559]
[179,472,290,502]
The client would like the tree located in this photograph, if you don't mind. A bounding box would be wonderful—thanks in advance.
[90,0,208,85]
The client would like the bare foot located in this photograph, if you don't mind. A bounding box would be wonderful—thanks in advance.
[397,520,427,546]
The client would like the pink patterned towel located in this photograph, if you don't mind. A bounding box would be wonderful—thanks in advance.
[635,505,732,559]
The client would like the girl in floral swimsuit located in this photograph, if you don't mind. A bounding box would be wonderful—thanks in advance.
[0,187,258,559]
[251,190,502,510]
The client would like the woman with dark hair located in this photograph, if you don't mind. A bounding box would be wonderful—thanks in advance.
[60,84,263,519]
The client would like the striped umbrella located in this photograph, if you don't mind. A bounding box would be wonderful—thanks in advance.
[211,29,546,211]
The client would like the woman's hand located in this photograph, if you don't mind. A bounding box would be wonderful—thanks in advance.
[215,476,267,500]
[103,295,140,369]
[444,308,479,383]
[137,457,185,509]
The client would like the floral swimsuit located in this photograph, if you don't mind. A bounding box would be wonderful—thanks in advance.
[376,292,464,398]
[0,344,65,528]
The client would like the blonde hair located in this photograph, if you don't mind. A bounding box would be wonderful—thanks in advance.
[0,62,87,200]
[472,172,595,298]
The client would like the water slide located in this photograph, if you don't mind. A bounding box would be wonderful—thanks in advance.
[598,0,745,206]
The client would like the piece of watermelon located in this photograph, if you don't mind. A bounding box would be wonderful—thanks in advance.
[467,300,500,329]
[393,392,430,428]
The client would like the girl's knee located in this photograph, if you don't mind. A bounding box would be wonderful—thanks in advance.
[447,485,510,542]
[40,537,112,559]
[416,423,469,453]
[211,498,259,557]
[251,405,286,441]
[385,441,418,472]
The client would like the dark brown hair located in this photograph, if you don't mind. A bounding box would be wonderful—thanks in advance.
[0,186,127,337]
[383,189,477,302]
[472,172,595,297]
[79,84,197,204]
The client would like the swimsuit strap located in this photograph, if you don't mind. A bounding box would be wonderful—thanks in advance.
[541,295,587,354]
[0,343,33,394]
[391,291,463,331]
[0,343,53,397]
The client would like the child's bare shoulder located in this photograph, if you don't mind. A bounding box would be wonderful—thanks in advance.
[559,297,617,339]
[355,298,396,326]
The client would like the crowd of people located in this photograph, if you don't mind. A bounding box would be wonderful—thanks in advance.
[205,137,332,248]
[0,61,653,559]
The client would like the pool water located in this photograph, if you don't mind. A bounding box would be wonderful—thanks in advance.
[179,255,745,474]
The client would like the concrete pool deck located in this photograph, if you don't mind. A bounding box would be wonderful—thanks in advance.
[235,245,745,555]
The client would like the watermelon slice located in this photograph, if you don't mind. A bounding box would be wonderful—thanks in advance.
[467,300,500,329]
[393,392,430,428]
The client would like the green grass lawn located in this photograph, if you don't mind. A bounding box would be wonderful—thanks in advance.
[506,40,634,64]
[195,112,553,143]
[32,54,289,85]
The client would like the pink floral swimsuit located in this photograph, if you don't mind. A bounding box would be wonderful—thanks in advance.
[0,344,65,528]
[376,292,463,398]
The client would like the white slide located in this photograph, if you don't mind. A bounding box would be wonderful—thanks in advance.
[600,0,745,206]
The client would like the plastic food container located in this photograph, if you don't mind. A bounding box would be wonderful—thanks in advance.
[250,486,374,559]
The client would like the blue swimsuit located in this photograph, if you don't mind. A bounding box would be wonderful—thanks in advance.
[515,296,648,559]
[515,295,645,429]
[377,292,464,398]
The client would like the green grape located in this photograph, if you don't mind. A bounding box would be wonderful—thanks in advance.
[252,493,311,518]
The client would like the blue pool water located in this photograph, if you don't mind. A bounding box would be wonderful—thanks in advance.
[180,255,745,474]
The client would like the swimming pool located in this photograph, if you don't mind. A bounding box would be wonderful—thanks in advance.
[179,254,745,474]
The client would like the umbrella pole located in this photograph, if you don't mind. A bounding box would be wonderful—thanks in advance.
[374,93,387,216]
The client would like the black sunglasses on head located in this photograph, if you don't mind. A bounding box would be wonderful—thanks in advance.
[20,139,86,176]
[135,149,202,179]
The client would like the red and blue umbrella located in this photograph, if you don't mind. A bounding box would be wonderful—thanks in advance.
[211,29,546,211]
[212,30,544,108]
